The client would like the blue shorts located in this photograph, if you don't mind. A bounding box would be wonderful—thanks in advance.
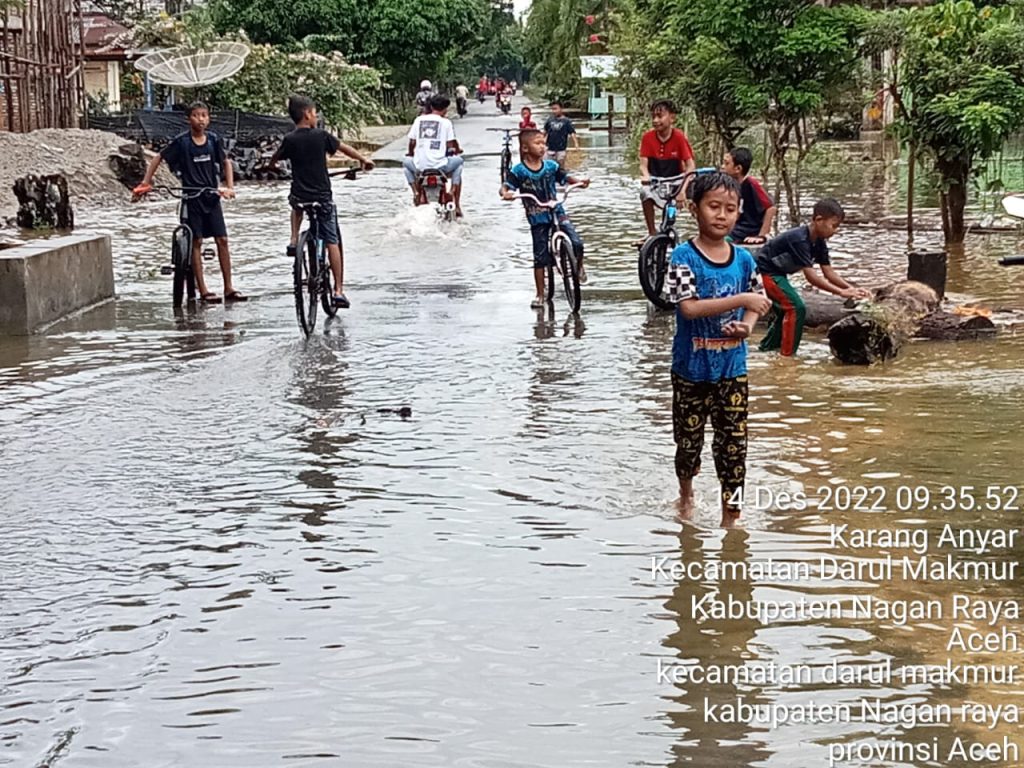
[290,197,341,245]
[529,217,583,269]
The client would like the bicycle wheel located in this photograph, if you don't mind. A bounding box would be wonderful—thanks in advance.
[170,225,191,306]
[637,233,675,311]
[319,241,338,319]
[293,230,318,336]
[555,234,581,313]
[500,149,511,185]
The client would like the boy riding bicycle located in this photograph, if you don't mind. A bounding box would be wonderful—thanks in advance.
[268,94,374,309]
[134,101,243,303]
[500,129,591,307]
[639,99,696,237]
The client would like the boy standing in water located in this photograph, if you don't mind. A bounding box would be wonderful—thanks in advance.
[721,146,776,244]
[757,198,870,356]
[666,172,771,527]
[269,94,374,309]
[135,101,243,303]
[543,101,580,168]
[500,129,590,307]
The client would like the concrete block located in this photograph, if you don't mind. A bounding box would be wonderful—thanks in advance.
[0,234,114,335]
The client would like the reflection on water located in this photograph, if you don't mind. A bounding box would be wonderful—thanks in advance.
[1,108,1023,766]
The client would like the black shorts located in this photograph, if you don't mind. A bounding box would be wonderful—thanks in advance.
[184,198,227,239]
[289,197,341,245]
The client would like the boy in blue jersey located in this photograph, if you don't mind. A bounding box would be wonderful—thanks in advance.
[665,172,771,527]
[500,129,590,307]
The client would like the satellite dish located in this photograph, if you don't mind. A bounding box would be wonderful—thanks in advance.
[135,41,250,87]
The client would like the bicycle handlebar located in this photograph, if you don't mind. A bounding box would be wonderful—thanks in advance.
[640,167,718,186]
[133,184,222,200]
[509,182,588,208]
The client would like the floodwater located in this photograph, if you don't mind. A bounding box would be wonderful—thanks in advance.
[2,100,1023,767]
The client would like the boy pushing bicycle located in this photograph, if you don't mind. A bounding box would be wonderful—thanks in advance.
[135,101,243,303]
[500,129,590,308]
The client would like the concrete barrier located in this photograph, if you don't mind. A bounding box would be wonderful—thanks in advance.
[0,234,114,335]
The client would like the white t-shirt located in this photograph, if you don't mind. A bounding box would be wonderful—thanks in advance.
[455,85,469,99]
[409,114,456,170]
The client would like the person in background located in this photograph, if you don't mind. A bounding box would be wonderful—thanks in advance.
[721,146,776,245]
[638,99,695,237]
[454,83,470,116]
[415,80,435,115]
[543,101,580,168]
[519,106,537,131]
[756,198,871,357]
[134,101,243,303]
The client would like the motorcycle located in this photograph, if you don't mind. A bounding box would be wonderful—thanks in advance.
[456,95,468,118]
[416,169,457,223]
[498,91,512,115]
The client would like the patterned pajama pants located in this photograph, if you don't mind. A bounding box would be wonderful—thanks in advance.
[672,373,749,513]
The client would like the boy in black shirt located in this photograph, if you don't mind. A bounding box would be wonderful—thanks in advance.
[135,101,243,303]
[269,95,374,309]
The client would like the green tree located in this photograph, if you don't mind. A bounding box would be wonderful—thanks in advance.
[209,0,488,89]
[885,0,1024,243]
[618,0,869,221]
[525,0,622,103]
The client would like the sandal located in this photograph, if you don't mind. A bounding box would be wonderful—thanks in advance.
[200,292,222,304]
[224,290,248,302]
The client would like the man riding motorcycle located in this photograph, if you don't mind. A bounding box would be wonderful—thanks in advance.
[415,80,435,115]
[454,83,470,118]
[403,94,465,217]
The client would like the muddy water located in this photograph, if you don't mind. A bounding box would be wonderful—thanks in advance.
[2,102,1023,767]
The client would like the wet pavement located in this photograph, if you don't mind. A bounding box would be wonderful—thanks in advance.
[2,97,1024,766]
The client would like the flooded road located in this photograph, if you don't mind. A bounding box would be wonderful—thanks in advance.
[2,99,1024,767]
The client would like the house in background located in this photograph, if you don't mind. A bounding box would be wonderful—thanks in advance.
[579,55,626,119]
[81,10,133,113]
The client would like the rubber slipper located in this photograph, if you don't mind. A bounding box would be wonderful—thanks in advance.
[200,292,222,304]
[225,291,248,302]
[333,293,350,309]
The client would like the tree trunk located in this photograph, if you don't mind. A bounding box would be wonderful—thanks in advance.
[14,174,74,230]
[936,155,970,244]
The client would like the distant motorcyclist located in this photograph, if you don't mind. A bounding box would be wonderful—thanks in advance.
[415,80,435,115]
[455,83,470,117]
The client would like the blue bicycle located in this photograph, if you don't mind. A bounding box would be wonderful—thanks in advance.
[637,167,717,310]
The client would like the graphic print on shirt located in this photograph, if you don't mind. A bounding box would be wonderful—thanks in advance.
[419,120,442,153]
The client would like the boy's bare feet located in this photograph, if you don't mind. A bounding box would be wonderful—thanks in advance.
[720,513,743,529]
[676,479,695,521]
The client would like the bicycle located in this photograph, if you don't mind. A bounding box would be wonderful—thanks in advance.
[133,184,222,306]
[508,182,588,313]
[636,167,717,310]
[487,127,517,184]
[292,168,362,337]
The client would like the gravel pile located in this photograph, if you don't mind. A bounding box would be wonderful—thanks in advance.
[0,129,173,226]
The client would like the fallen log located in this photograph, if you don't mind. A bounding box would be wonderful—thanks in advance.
[802,293,858,328]
[14,174,73,230]
[826,281,997,364]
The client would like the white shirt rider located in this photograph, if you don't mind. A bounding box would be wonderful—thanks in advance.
[408,113,457,170]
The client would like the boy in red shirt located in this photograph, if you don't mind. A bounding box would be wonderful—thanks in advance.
[639,99,696,236]
[519,106,537,131]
